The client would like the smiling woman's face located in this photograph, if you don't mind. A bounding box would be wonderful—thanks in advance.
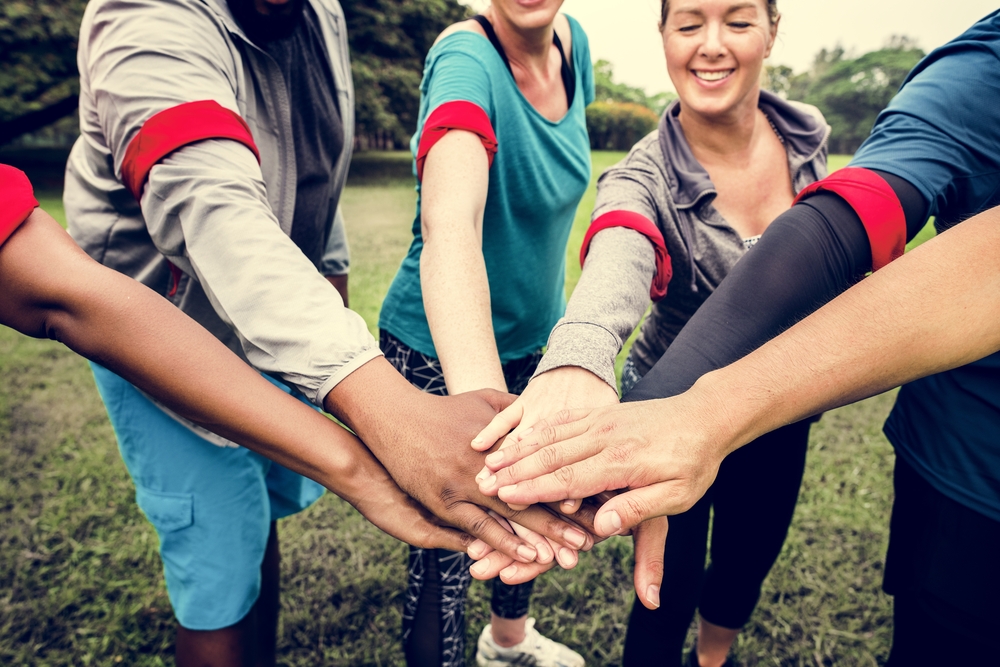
[662,0,777,122]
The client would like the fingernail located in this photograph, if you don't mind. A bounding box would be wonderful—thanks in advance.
[564,528,587,549]
[516,545,537,562]
[467,541,486,559]
[485,452,503,466]
[476,467,490,482]
[537,542,553,564]
[470,560,491,577]
[472,437,483,446]
[500,564,518,580]
[646,585,660,608]
[517,427,533,440]
[597,510,622,536]
[558,547,578,568]
[561,499,578,512]
[482,475,497,490]
[497,484,517,501]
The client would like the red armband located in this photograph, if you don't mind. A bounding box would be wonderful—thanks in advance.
[792,167,906,272]
[0,165,39,247]
[581,210,672,301]
[121,100,261,200]
[415,100,498,182]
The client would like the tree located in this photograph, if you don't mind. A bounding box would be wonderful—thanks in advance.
[765,38,925,154]
[0,0,86,146]
[342,0,469,150]
[593,59,674,115]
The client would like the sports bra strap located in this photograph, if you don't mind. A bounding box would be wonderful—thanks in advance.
[470,15,575,106]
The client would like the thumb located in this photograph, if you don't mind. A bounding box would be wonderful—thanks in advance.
[477,388,518,416]
[471,397,523,451]
[632,516,667,610]
[596,482,677,535]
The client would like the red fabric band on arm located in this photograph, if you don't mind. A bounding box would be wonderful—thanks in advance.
[581,210,672,301]
[792,167,906,272]
[121,100,261,201]
[0,165,39,248]
[415,100,498,182]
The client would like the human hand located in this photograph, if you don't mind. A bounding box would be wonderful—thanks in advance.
[472,366,620,512]
[337,435,476,551]
[476,388,736,536]
[466,495,668,610]
[465,497,609,581]
[325,358,597,563]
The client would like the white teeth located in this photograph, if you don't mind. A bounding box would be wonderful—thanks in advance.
[694,70,733,81]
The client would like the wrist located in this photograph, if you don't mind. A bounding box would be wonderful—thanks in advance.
[323,356,430,459]
[683,370,760,458]
[534,365,616,395]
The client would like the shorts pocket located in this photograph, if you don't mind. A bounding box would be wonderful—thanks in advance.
[135,487,194,533]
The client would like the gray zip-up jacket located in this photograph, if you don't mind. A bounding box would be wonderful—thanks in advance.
[535,91,830,388]
[65,0,380,426]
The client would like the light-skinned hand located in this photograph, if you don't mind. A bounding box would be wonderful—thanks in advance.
[475,384,738,537]
[472,366,620,512]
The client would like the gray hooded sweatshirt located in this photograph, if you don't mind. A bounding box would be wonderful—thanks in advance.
[535,91,830,389]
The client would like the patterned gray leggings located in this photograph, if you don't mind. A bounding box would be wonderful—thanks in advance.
[380,330,542,667]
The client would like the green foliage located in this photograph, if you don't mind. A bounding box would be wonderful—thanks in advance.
[342,0,469,149]
[586,101,659,151]
[593,59,675,115]
[0,0,84,123]
[765,36,925,154]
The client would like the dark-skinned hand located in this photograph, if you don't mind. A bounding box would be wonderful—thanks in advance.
[325,358,597,564]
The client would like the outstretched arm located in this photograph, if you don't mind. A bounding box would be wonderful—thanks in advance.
[0,206,468,551]
[481,202,1000,531]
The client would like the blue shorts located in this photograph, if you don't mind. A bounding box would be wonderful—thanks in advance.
[90,363,325,630]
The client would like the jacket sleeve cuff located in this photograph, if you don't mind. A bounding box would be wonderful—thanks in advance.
[532,321,620,390]
[315,346,384,407]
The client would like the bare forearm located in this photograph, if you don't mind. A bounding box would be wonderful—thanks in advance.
[699,205,1000,449]
[420,129,505,393]
[0,211,372,500]
[422,234,506,393]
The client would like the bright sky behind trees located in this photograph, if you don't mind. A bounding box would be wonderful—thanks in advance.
[464,0,997,94]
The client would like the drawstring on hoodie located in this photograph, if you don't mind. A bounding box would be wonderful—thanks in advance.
[657,111,699,294]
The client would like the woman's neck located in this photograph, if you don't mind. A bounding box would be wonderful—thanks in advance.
[678,92,765,164]
[484,7,553,74]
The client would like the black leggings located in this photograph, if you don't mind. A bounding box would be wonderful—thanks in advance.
[622,419,811,665]
[381,330,540,667]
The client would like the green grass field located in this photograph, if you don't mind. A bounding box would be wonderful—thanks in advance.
[1,153,933,665]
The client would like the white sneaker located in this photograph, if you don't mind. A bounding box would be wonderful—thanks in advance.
[475,618,585,667]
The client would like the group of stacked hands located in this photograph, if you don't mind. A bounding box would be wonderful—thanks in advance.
[2,0,1000,666]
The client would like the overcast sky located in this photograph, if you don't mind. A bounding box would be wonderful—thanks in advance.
[463,1,998,94]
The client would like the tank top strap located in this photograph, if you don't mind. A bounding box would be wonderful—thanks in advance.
[471,15,575,106]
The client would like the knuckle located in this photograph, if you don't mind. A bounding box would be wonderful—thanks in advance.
[536,445,561,471]
[553,465,575,487]
[605,443,633,468]
[618,496,649,523]
[553,409,576,426]
[539,423,561,446]
[439,486,462,510]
